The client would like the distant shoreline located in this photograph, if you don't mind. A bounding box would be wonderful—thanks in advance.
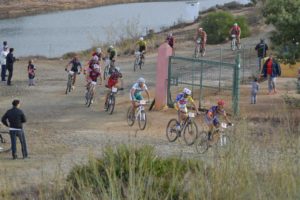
[0,0,185,20]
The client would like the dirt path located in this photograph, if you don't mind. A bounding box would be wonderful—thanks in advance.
[0,23,299,192]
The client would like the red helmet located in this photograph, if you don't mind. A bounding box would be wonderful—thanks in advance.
[217,99,225,106]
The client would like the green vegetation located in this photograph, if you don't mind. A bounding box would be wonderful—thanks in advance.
[262,0,300,64]
[201,11,250,44]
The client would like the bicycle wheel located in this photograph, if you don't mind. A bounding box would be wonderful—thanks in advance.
[0,132,11,153]
[166,119,179,142]
[87,89,94,107]
[195,131,209,154]
[133,58,138,72]
[183,120,198,145]
[216,134,230,147]
[200,46,206,57]
[104,65,109,80]
[231,39,236,51]
[138,110,147,130]
[139,57,144,70]
[108,95,115,114]
[65,77,71,94]
[127,106,135,126]
[194,46,200,58]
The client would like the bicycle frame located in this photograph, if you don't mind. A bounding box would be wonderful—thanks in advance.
[135,100,146,120]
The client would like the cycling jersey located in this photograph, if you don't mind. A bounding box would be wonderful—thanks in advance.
[137,40,146,48]
[107,68,122,88]
[131,82,148,100]
[166,36,175,48]
[108,49,116,60]
[205,106,225,126]
[69,60,82,72]
[89,70,100,82]
[230,26,241,35]
[175,93,194,112]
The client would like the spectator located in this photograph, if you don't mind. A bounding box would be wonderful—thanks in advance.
[28,59,36,86]
[255,39,269,72]
[251,77,259,104]
[1,99,28,159]
[6,48,17,86]
[262,54,281,94]
[2,41,8,49]
[166,32,175,55]
[0,46,9,81]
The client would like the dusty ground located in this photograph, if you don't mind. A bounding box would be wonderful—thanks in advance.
[0,5,299,195]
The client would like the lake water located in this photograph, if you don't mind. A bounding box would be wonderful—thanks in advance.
[0,0,250,57]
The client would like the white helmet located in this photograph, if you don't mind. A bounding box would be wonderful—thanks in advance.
[92,55,99,61]
[96,48,101,53]
[116,67,120,72]
[183,88,192,95]
[137,77,145,83]
[139,37,144,41]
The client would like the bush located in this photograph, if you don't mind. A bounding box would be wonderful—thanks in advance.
[201,11,250,44]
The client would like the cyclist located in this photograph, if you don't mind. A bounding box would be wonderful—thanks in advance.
[204,100,232,141]
[136,37,147,60]
[104,60,123,109]
[194,27,207,54]
[92,47,104,61]
[107,45,117,61]
[130,77,150,113]
[229,23,241,46]
[174,88,199,129]
[65,55,82,89]
[85,64,101,104]
[166,33,175,49]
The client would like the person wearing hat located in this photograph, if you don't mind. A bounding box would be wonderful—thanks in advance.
[0,45,9,81]
[1,99,28,159]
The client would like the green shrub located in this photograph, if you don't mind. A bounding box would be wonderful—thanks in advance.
[201,11,250,44]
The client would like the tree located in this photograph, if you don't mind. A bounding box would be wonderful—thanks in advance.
[201,11,250,44]
[263,0,300,64]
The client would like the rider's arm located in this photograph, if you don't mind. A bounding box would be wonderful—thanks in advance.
[222,111,231,124]
[189,97,199,114]
[130,88,136,101]
[65,61,71,71]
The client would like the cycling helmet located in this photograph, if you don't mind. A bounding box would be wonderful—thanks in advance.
[183,88,192,95]
[92,55,99,61]
[137,77,145,83]
[198,27,203,31]
[139,37,144,41]
[168,32,173,37]
[96,48,101,53]
[234,23,238,26]
[116,67,120,72]
[217,99,225,106]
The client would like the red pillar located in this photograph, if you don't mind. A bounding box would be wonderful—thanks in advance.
[154,43,173,110]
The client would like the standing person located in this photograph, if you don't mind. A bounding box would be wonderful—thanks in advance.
[166,32,175,55]
[194,27,207,56]
[251,77,259,104]
[27,59,36,86]
[262,54,281,94]
[6,48,16,86]
[2,41,8,50]
[255,39,269,72]
[0,46,9,81]
[229,23,241,46]
[1,100,28,159]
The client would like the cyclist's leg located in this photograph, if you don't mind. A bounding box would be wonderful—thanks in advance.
[72,73,77,86]
[204,115,214,140]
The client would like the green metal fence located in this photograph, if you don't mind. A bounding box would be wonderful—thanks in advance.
[167,54,241,115]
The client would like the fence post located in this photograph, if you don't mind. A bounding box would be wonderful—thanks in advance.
[167,56,172,107]
[233,53,241,115]
[199,61,204,109]
[218,47,222,92]
[192,61,195,98]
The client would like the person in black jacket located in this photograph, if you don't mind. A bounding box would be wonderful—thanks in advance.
[1,99,28,159]
[6,48,16,86]
[255,39,268,72]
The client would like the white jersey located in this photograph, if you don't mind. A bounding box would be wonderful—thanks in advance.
[131,82,148,95]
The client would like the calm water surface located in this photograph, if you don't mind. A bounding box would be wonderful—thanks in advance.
[0,0,249,57]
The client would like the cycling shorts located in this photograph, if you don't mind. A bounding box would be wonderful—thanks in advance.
[131,93,143,101]
[204,115,219,126]
[107,78,118,88]
[139,46,146,53]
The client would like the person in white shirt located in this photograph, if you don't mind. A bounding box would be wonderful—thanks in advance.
[0,46,9,81]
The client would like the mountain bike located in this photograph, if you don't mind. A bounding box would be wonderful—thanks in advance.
[103,58,110,80]
[65,70,75,94]
[0,130,11,153]
[194,38,205,58]
[195,122,233,154]
[85,81,97,107]
[127,100,148,130]
[231,35,241,51]
[166,112,198,145]
[104,86,118,114]
[133,51,144,71]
